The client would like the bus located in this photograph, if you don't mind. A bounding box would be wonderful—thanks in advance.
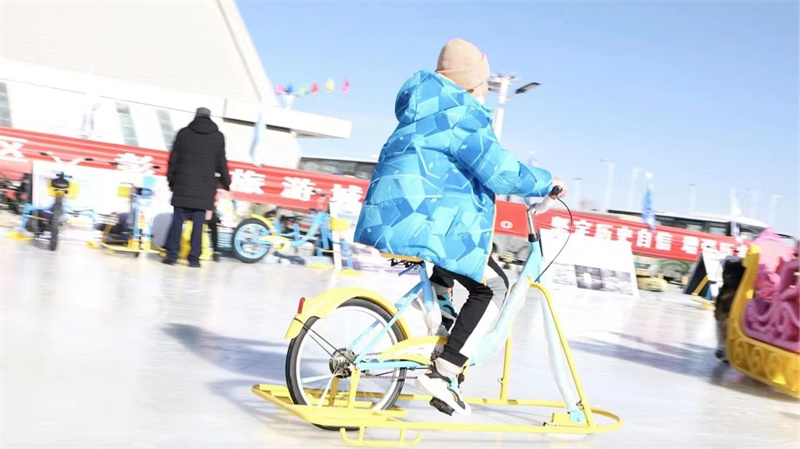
[298,155,377,180]
[606,209,795,243]
[607,208,797,285]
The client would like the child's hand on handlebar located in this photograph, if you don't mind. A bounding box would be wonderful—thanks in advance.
[549,178,567,199]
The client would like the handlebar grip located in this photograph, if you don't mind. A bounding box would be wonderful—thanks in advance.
[530,195,556,215]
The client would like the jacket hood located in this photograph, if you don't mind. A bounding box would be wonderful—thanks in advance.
[188,117,219,134]
[394,70,491,124]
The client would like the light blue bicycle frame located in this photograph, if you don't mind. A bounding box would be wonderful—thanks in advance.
[341,197,585,420]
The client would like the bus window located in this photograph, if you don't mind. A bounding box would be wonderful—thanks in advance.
[686,223,704,232]
[707,225,728,235]
[355,162,376,180]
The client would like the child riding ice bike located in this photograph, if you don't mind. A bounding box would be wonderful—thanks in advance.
[353,39,566,414]
[253,39,621,445]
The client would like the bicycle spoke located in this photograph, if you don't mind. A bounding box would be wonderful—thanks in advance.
[317,377,334,407]
[302,373,335,384]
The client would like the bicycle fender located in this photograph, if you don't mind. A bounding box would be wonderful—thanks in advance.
[284,287,413,340]
[248,214,275,229]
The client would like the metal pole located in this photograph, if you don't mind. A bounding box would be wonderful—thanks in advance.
[492,76,510,142]
[689,183,696,216]
[600,160,614,212]
[768,195,781,226]
[573,177,583,210]
[627,167,642,211]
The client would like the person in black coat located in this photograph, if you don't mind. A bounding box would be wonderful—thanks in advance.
[164,107,231,266]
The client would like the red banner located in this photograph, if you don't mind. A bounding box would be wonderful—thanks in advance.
[1,127,744,262]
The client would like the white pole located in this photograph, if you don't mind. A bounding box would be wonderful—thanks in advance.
[627,167,642,211]
[689,183,696,216]
[573,177,583,210]
[284,94,296,110]
[768,195,781,226]
[492,76,510,142]
[600,160,614,212]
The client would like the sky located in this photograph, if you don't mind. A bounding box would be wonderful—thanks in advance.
[238,0,799,236]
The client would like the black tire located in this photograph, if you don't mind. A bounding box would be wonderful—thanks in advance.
[232,218,272,263]
[285,298,407,431]
[49,197,62,251]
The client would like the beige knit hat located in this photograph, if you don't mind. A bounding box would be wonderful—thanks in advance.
[436,39,490,97]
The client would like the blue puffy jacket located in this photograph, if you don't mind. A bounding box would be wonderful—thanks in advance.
[354,70,553,282]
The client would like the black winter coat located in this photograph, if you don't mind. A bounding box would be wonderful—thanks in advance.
[167,117,231,211]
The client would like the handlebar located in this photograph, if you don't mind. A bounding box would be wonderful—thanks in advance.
[525,185,563,235]
[526,185,562,215]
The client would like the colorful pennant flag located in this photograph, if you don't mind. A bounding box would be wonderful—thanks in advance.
[325,79,335,92]
[274,85,286,95]
[310,82,319,94]
[286,84,295,95]
[341,79,350,93]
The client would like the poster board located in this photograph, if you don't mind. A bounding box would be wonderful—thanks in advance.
[539,229,639,297]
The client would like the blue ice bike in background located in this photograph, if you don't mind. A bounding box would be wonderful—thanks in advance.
[10,152,96,251]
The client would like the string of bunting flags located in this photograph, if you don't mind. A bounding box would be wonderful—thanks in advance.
[274,78,350,97]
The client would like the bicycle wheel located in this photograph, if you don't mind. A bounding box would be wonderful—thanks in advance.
[285,298,407,431]
[232,218,272,263]
[49,197,62,251]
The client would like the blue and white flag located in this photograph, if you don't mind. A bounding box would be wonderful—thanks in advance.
[642,172,656,231]
[80,69,100,139]
[249,105,266,166]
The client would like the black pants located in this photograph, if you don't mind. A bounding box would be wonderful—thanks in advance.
[430,257,509,367]
[206,211,220,253]
[165,207,205,263]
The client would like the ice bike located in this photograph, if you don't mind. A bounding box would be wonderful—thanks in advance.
[232,199,352,267]
[10,152,95,251]
[252,188,622,446]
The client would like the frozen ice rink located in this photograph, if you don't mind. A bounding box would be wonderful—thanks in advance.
[2,240,798,448]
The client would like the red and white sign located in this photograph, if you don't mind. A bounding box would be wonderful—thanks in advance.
[0,127,745,263]
[496,201,747,262]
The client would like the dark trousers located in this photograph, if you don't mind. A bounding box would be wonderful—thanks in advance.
[206,212,220,252]
[165,207,205,262]
[430,257,509,367]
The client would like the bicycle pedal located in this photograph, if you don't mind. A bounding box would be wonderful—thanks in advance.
[429,397,454,416]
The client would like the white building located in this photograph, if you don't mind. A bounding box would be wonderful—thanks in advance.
[0,0,351,167]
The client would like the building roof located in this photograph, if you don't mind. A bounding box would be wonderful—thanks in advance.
[0,0,350,140]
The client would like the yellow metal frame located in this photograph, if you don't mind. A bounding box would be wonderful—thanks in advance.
[255,282,622,446]
[727,246,800,398]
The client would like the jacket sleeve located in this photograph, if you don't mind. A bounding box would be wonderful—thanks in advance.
[216,134,231,190]
[451,109,553,197]
[167,131,181,188]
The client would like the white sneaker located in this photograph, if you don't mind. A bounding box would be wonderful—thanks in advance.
[415,360,471,416]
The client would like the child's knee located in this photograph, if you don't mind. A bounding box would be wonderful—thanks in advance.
[485,276,508,305]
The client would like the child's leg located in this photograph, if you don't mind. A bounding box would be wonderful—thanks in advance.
[439,257,509,373]
[416,257,508,416]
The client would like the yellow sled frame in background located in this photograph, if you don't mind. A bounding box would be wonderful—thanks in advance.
[252,281,622,447]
